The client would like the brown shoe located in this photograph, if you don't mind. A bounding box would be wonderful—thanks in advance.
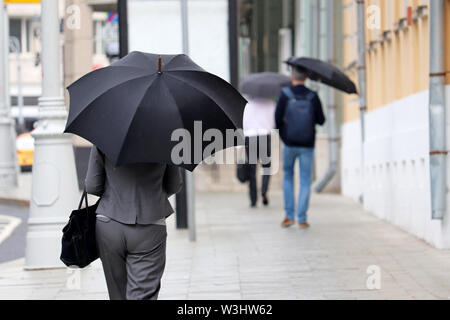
[299,222,310,229]
[281,218,295,228]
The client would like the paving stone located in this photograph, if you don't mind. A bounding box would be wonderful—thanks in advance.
[2,192,450,299]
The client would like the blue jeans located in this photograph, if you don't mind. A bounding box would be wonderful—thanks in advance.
[282,145,314,223]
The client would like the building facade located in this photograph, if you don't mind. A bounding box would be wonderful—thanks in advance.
[5,0,112,131]
[341,0,450,248]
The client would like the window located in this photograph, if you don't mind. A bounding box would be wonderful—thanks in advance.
[9,18,22,52]
[26,19,31,52]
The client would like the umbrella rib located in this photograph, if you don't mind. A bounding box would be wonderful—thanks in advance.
[158,80,187,131]
[107,64,150,71]
[66,74,155,130]
[68,65,150,89]
[164,72,241,128]
[163,55,206,72]
[114,77,163,165]
[165,83,187,129]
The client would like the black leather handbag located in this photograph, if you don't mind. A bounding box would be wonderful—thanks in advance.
[60,190,99,268]
[237,163,250,183]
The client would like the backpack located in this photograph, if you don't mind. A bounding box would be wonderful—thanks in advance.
[282,88,316,145]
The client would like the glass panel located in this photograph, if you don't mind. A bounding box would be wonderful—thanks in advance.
[9,18,22,53]
[26,19,31,52]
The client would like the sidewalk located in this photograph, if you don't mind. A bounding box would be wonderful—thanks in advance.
[0,173,32,206]
[1,191,450,300]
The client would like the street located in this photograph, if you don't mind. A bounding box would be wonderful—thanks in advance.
[0,203,27,263]
[0,191,449,300]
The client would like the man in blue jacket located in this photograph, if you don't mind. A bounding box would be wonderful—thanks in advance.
[275,67,325,229]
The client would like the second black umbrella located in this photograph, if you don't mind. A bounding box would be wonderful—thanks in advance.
[240,72,291,99]
[285,57,358,94]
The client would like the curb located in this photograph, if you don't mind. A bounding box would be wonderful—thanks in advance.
[0,198,30,207]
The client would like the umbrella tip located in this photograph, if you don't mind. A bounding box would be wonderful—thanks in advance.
[158,55,162,74]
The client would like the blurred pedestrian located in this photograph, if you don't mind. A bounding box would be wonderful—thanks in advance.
[275,67,325,229]
[243,97,275,207]
[85,146,182,300]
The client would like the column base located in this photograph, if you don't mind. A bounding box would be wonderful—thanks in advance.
[24,97,80,269]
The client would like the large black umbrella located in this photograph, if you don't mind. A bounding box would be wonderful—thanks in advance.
[65,51,247,171]
[285,57,357,94]
[240,72,291,99]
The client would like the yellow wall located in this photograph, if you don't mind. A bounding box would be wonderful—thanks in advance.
[342,0,450,123]
[341,0,359,123]
[446,0,450,84]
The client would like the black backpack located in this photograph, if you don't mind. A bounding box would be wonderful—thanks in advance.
[282,88,315,145]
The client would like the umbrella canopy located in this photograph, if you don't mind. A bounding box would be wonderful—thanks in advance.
[65,51,247,171]
[285,57,358,94]
[240,72,291,99]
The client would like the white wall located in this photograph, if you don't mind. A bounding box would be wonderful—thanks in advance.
[128,0,229,81]
[341,85,450,249]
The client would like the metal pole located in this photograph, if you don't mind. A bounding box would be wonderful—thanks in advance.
[0,3,18,188]
[355,0,366,203]
[25,0,79,269]
[311,0,320,60]
[228,0,239,87]
[118,0,128,58]
[9,37,24,132]
[429,0,446,220]
[181,0,189,57]
[16,46,23,132]
[314,0,338,192]
[309,0,321,182]
[185,168,196,242]
[180,0,196,242]
[298,0,311,57]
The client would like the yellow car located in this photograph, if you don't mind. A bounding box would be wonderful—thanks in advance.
[16,132,34,171]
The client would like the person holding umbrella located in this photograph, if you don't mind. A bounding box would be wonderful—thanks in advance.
[67,52,247,300]
[240,72,291,207]
[242,97,274,207]
[275,66,325,229]
[85,147,182,300]
[277,57,357,229]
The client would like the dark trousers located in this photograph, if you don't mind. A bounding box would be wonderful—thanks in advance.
[245,135,272,206]
[96,216,167,300]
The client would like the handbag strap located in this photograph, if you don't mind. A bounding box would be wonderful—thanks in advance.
[77,189,89,210]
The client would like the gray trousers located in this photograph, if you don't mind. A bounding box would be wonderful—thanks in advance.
[95,216,167,300]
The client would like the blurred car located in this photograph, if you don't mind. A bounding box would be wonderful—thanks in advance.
[16,132,34,172]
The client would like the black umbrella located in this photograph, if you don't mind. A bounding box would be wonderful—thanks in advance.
[65,51,247,171]
[285,57,358,94]
[240,72,291,99]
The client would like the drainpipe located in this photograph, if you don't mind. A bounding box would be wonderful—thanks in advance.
[309,0,320,182]
[311,0,320,60]
[314,0,338,192]
[355,0,367,203]
[429,0,446,220]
